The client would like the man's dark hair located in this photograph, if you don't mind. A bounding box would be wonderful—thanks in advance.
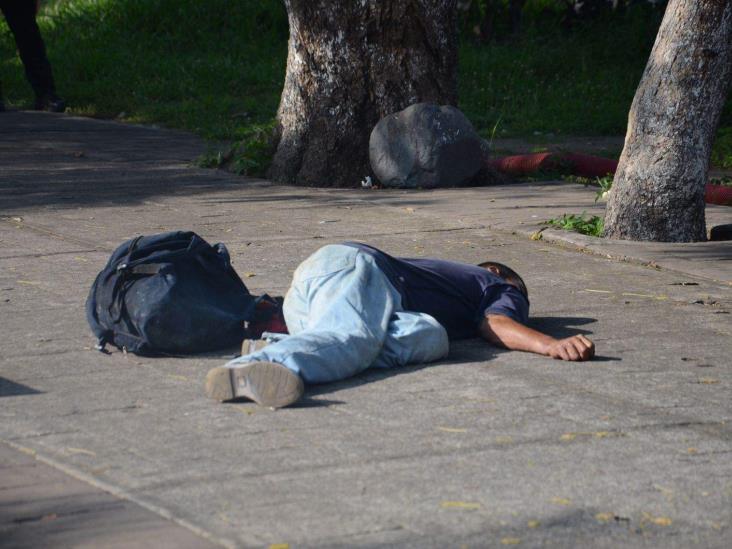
[477,261,528,299]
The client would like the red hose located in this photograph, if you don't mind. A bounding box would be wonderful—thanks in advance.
[705,183,732,206]
[488,152,732,206]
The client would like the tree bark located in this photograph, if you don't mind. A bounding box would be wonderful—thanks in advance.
[603,0,732,242]
[269,1,458,187]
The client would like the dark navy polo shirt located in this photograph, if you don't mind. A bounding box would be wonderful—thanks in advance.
[343,242,529,340]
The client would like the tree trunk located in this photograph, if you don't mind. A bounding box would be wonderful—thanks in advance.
[603,0,732,242]
[269,1,458,187]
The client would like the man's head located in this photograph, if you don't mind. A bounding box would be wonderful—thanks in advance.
[477,261,528,299]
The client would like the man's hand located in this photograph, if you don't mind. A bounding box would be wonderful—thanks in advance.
[545,335,595,362]
[480,314,595,362]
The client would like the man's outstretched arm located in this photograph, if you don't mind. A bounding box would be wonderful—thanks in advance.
[479,314,595,361]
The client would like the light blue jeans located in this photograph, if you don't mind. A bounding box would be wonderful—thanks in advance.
[226,244,449,384]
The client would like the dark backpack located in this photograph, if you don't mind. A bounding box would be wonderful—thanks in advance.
[86,231,257,355]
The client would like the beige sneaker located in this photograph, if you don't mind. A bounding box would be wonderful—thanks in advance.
[241,338,270,355]
[205,361,303,408]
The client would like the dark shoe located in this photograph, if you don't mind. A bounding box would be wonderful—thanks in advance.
[205,361,303,408]
[34,93,66,113]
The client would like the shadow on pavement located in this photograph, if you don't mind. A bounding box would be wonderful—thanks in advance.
[0,377,43,397]
[529,316,597,338]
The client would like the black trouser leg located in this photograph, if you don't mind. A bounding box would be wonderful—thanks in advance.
[0,0,56,98]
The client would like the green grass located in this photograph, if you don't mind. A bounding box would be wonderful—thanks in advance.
[710,128,732,169]
[2,1,731,173]
[1,0,287,140]
[545,212,604,237]
[564,174,614,201]
[459,7,664,136]
[710,176,732,187]
[196,120,277,176]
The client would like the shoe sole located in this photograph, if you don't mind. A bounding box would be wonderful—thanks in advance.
[241,338,270,355]
[205,361,303,408]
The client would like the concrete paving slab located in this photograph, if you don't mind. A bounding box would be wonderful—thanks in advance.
[0,111,730,548]
[0,442,221,548]
[354,183,731,285]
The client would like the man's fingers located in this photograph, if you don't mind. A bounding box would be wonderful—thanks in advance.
[549,337,596,361]
[565,342,580,361]
[576,335,595,359]
[571,338,591,360]
[550,345,566,360]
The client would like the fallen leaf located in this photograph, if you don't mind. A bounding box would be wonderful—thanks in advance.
[501,537,521,545]
[437,426,467,433]
[17,280,40,286]
[495,435,513,444]
[551,497,571,506]
[561,431,621,441]
[595,512,614,523]
[527,520,540,528]
[643,513,672,527]
[244,272,256,278]
[18,447,36,457]
[237,406,255,416]
[622,292,666,300]
[698,378,720,385]
[687,447,698,454]
[441,501,481,510]
[530,229,544,241]
[269,544,290,549]
[404,207,415,213]
[583,289,612,294]
[66,447,96,457]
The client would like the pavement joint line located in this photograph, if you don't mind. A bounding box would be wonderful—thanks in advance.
[216,225,489,240]
[0,216,103,250]
[7,430,84,440]
[0,249,100,260]
[0,437,237,549]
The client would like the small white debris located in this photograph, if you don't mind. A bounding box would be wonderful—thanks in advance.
[361,176,373,188]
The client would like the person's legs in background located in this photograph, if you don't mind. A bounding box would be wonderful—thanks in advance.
[0,0,65,112]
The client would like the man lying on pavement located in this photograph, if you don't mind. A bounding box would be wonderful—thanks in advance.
[205,242,595,408]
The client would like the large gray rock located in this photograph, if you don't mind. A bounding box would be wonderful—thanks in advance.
[369,103,488,188]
